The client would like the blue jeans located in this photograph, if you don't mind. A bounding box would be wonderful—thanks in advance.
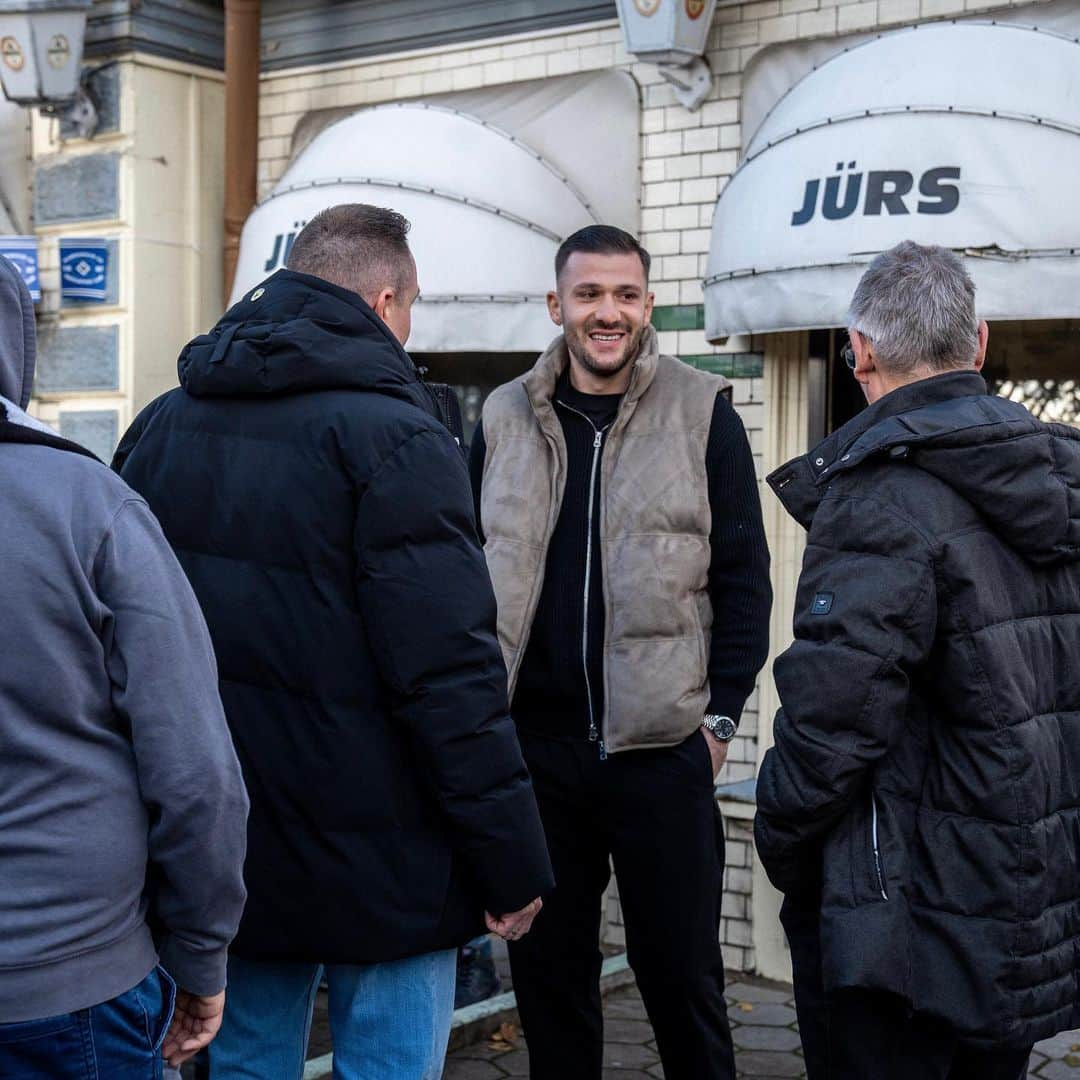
[207,950,456,1080]
[0,967,175,1079]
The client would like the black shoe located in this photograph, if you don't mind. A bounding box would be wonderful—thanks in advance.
[455,938,500,1009]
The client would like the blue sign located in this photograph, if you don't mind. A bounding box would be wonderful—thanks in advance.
[0,236,40,302]
[60,238,110,303]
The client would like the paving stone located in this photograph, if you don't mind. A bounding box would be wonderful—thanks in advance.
[443,1059,508,1080]
[605,996,651,1020]
[440,982,1080,1080]
[732,1024,803,1052]
[732,1049,805,1077]
[605,1018,656,1044]
[450,1040,521,1062]
[727,982,795,1005]
[1035,1034,1080,1060]
[489,1049,530,1075]
[730,1003,798,1028]
[1033,1061,1080,1080]
[603,1041,660,1070]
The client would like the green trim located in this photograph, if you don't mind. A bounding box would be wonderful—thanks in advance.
[681,353,764,379]
[651,304,705,332]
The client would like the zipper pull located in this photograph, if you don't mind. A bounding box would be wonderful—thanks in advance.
[598,740,608,761]
[593,430,602,448]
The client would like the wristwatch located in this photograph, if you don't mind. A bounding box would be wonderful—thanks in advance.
[702,714,738,742]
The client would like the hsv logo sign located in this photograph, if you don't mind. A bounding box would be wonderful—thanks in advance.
[791,163,961,226]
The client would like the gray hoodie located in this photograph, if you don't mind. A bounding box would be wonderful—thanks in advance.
[0,258,249,1023]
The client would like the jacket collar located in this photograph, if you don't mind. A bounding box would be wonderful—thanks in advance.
[768,369,988,528]
[522,325,660,429]
[179,269,428,405]
[0,398,99,461]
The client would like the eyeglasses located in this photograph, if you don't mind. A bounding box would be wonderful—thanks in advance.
[841,331,867,370]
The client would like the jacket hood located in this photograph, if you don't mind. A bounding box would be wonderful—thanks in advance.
[769,370,1080,567]
[0,256,36,411]
[179,269,426,403]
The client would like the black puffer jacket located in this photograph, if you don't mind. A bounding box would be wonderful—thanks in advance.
[115,269,553,963]
[756,371,1080,1047]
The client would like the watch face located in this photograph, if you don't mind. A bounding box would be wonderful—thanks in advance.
[706,715,737,740]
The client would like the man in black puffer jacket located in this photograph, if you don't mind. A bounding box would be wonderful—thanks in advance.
[115,204,553,1079]
[756,241,1080,1079]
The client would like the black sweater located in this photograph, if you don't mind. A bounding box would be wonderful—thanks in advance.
[470,371,771,740]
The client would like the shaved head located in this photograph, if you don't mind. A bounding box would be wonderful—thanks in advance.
[286,203,414,306]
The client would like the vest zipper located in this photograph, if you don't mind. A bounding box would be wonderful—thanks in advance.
[556,400,611,759]
[871,791,888,900]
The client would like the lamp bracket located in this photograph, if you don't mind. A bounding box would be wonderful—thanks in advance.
[657,56,713,112]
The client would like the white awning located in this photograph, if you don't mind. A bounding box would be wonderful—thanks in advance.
[231,72,640,352]
[0,96,29,233]
[703,23,1080,340]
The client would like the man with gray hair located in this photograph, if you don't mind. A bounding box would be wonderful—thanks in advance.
[115,203,553,1078]
[756,241,1080,1078]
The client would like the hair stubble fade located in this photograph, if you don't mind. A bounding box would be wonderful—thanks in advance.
[555,225,652,286]
[286,203,414,305]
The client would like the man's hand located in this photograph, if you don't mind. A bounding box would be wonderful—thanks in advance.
[702,726,729,780]
[161,989,226,1068]
[485,897,543,942]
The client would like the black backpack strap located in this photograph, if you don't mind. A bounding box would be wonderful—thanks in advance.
[427,382,466,455]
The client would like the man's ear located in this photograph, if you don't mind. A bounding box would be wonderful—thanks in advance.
[371,287,395,323]
[547,290,562,327]
[851,329,875,387]
[644,290,655,326]
[974,319,989,371]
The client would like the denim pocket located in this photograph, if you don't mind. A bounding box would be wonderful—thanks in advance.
[133,966,176,1054]
[150,967,177,1053]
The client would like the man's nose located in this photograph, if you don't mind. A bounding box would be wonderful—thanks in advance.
[595,294,620,323]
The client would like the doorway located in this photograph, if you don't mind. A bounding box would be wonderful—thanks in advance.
[983,320,1080,424]
[806,320,1080,444]
[808,328,865,444]
[413,352,536,448]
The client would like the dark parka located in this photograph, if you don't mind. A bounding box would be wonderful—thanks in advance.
[115,269,554,963]
[756,371,1080,1047]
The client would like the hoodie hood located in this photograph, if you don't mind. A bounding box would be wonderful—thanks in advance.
[0,256,36,411]
[769,370,1080,567]
[179,269,432,412]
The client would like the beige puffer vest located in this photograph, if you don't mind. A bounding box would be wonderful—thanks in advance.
[478,327,730,753]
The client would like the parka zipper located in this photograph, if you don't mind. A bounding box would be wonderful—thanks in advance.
[556,400,611,759]
[871,791,889,901]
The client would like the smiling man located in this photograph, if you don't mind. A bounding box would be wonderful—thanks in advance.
[469,226,772,1079]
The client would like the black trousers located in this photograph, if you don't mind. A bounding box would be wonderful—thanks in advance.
[508,728,735,1080]
[782,899,1032,1080]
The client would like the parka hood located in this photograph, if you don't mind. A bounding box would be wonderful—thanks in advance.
[0,256,36,411]
[179,269,427,406]
[769,370,1080,567]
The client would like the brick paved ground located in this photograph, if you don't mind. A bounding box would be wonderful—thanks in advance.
[440,978,1080,1079]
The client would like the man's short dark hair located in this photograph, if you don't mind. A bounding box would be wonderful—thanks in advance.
[286,203,413,303]
[555,225,651,284]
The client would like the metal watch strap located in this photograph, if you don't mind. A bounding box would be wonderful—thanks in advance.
[702,714,738,742]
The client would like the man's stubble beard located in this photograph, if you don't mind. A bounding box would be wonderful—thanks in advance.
[565,322,648,385]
